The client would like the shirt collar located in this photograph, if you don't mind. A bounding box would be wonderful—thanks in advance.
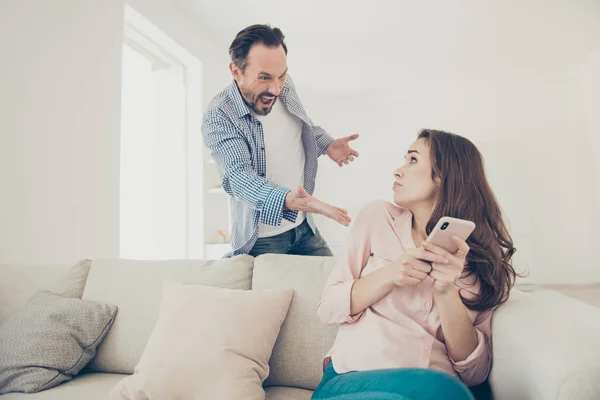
[391,206,417,249]
[227,80,252,119]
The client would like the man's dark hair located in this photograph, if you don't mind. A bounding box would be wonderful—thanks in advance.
[229,24,287,73]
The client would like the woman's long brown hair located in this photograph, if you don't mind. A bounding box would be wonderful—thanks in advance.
[419,129,517,312]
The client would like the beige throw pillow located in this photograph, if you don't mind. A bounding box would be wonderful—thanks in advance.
[108,281,293,400]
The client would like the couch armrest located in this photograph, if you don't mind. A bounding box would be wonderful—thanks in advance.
[489,289,600,400]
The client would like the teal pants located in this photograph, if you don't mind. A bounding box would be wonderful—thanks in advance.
[311,362,475,400]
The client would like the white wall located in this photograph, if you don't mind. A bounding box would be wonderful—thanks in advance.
[0,0,227,265]
[0,0,124,265]
[126,0,230,103]
[579,45,600,223]
[125,0,232,247]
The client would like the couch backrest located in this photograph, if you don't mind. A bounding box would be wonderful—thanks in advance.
[490,289,600,400]
[252,254,338,391]
[0,259,90,324]
[81,255,254,374]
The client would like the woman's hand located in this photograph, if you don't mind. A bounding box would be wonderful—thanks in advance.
[421,237,470,294]
[388,247,449,287]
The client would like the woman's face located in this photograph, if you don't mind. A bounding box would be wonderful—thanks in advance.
[392,138,439,209]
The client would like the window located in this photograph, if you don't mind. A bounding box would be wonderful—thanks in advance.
[119,5,203,259]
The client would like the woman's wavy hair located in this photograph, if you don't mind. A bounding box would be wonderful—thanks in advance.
[419,129,518,311]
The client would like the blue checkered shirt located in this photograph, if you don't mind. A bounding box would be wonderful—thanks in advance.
[201,76,334,257]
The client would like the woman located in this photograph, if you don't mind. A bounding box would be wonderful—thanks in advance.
[312,129,517,400]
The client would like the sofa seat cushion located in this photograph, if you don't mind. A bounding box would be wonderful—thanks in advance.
[265,386,313,400]
[0,260,90,323]
[81,256,254,374]
[0,373,127,400]
[252,254,338,390]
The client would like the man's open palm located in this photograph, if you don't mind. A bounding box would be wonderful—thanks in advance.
[326,134,360,167]
[285,187,351,226]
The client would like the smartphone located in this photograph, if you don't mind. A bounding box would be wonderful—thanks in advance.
[425,217,476,254]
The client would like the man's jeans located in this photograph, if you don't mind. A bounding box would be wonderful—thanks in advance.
[249,219,333,257]
[311,362,475,400]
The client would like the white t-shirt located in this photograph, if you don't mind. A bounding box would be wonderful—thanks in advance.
[253,100,306,238]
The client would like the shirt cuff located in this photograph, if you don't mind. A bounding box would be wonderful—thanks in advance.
[282,209,299,223]
[449,329,486,371]
[341,279,364,323]
[260,186,290,226]
[316,132,335,156]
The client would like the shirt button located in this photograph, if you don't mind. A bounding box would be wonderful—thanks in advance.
[425,301,432,310]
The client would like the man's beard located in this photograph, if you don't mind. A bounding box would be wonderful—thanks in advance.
[242,89,277,116]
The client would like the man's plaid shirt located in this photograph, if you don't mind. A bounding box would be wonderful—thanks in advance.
[201,76,333,257]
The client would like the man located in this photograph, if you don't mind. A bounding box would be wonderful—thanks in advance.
[202,24,359,258]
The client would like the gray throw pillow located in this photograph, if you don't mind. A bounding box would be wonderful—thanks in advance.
[0,290,118,394]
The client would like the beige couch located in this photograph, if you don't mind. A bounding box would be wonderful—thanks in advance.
[1,254,600,400]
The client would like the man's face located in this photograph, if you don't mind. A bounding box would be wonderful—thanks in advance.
[230,44,288,116]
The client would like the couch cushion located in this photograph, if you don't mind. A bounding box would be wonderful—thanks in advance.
[252,254,338,390]
[0,260,90,323]
[109,281,293,400]
[81,256,254,374]
[0,291,117,394]
[265,386,313,400]
[490,289,600,400]
[0,373,126,400]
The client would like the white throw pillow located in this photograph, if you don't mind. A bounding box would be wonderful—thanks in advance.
[108,281,293,400]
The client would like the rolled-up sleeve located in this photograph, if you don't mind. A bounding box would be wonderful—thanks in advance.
[202,109,292,226]
[313,125,334,156]
[449,310,493,386]
[316,202,376,325]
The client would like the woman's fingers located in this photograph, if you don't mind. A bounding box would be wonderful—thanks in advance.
[408,248,449,265]
[411,258,433,274]
[406,268,429,280]
[421,241,452,259]
[431,262,451,275]
[452,236,470,258]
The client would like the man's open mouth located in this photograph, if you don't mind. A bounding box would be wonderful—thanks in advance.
[259,94,275,105]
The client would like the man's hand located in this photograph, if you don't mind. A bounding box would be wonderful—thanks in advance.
[284,186,351,226]
[326,134,360,167]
